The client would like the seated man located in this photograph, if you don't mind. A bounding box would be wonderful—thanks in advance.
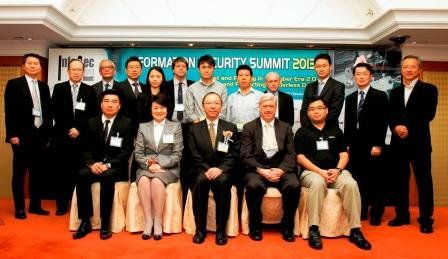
[73,89,134,240]
[294,96,371,250]
[188,92,239,245]
[241,93,300,242]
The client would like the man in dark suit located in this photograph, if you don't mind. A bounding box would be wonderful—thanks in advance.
[52,59,99,215]
[4,53,52,219]
[344,63,388,225]
[300,53,345,127]
[264,72,294,126]
[73,89,134,240]
[388,55,438,234]
[165,57,195,206]
[188,92,239,245]
[241,93,300,242]
[116,56,151,130]
[91,59,117,100]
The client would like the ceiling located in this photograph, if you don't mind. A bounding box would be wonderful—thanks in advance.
[0,0,447,49]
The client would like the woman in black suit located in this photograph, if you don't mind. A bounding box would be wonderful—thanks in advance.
[145,66,172,121]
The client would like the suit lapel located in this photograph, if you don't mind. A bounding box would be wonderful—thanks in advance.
[107,117,120,144]
[201,120,215,151]
[255,118,263,152]
[320,78,331,96]
[406,81,421,110]
[157,121,170,152]
[274,119,282,150]
[20,76,34,107]
[147,121,156,150]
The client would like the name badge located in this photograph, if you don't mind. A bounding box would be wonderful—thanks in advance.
[75,101,86,111]
[32,108,41,116]
[110,134,123,148]
[316,140,329,150]
[163,134,174,144]
[217,141,229,153]
[174,104,185,111]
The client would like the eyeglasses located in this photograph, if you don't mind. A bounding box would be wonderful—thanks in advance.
[100,66,114,69]
[308,106,326,112]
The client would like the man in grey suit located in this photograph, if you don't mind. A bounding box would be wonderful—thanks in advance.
[300,53,345,127]
[91,59,117,100]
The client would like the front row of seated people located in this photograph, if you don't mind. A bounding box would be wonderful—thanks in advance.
[72,89,370,250]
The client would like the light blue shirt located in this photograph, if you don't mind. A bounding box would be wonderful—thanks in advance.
[226,87,263,131]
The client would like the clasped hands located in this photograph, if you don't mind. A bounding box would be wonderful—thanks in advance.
[319,168,340,184]
[147,157,166,174]
[258,168,284,182]
[89,162,109,175]
[205,167,223,180]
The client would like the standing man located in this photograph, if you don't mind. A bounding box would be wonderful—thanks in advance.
[4,53,53,219]
[388,55,438,234]
[91,59,117,100]
[295,96,371,250]
[241,93,300,242]
[165,57,195,206]
[52,59,99,215]
[73,89,134,240]
[300,53,345,127]
[185,54,227,124]
[344,63,388,224]
[264,72,294,126]
[188,92,239,245]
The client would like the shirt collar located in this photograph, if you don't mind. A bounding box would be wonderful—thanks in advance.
[69,80,80,87]
[25,74,37,84]
[127,78,139,85]
[318,76,330,85]
[358,85,370,95]
[102,114,117,124]
[260,118,275,128]
[154,119,166,127]
[174,78,186,86]
[206,118,219,126]
[237,87,255,95]
[404,78,418,89]
[199,78,216,87]
[103,79,114,86]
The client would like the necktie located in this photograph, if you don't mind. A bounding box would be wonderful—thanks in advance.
[209,122,216,148]
[132,82,139,97]
[105,83,110,91]
[317,81,325,96]
[104,119,110,142]
[72,84,78,111]
[177,82,184,121]
[31,80,42,128]
[357,91,365,119]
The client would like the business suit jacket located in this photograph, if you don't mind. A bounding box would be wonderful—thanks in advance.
[52,81,99,142]
[344,87,388,150]
[166,79,194,120]
[91,80,117,100]
[188,119,239,178]
[265,90,294,126]
[134,120,183,178]
[300,77,345,126]
[389,80,438,152]
[82,115,134,181]
[240,118,295,174]
[4,76,52,143]
[116,79,151,129]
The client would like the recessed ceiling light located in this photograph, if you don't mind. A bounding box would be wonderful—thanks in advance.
[246,43,256,47]
[307,44,315,48]
[187,43,194,47]
[130,42,135,47]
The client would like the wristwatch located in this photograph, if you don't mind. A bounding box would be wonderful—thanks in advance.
[336,168,343,174]
[106,163,111,169]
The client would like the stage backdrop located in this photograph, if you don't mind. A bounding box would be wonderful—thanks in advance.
[48,48,401,129]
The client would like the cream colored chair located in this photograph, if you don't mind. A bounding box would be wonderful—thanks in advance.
[183,186,239,237]
[298,187,350,239]
[125,181,183,233]
[69,181,130,233]
[241,187,300,235]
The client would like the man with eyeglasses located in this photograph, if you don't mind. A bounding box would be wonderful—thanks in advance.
[300,53,345,127]
[388,55,438,234]
[52,59,99,215]
[92,59,117,100]
[295,96,371,250]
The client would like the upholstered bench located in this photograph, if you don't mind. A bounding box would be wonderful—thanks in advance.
[69,181,130,233]
[125,181,183,233]
[183,186,239,237]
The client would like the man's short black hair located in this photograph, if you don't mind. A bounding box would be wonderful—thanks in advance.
[198,54,215,67]
[22,53,41,64]
[307,96,328,109]
[236,64,253,76]
[100,89,122,103]
[172,57,189,70]
[352,62,373,75]
[314,53,332,65]
[125,56,142,68]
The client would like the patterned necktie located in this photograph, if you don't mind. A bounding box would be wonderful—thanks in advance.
[72,84,78,111]
[132,82,139,97]
[357,91,365,119]
[209,122,216,148]
[104,119,110,142]
[31,80,42,128]
[177,82,183,121]
[105,83,110,91]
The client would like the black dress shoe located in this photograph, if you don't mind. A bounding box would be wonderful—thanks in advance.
[349,228,371,250]
[142,233,152,240]
[15,210,27,219]
[215,231,228,245]
[154,233,163,241]
[73,221,92,239]
[100,229,112,240]
[281,230,295,242]
[249,229,263,241]
[308,226,322,250]
[29,208,50,216]
[420,225,434,234]
[193,231,207,244]
[55,210,67,216]
[388,218,410,227]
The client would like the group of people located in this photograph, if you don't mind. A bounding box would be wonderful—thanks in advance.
[4,52,437,249]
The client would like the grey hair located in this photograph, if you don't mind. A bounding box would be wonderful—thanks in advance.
[401,55,422,68]
[264,71,280,81]
[259,93,277,105]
